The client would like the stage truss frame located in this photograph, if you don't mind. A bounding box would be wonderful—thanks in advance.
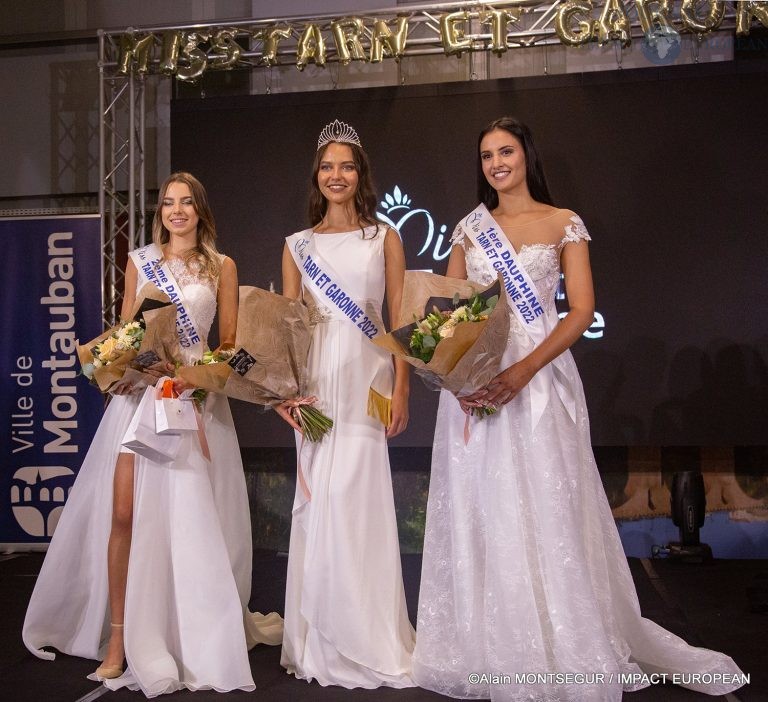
[97,0,741,322]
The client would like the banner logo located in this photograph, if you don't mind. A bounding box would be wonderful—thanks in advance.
[1,216,102,546]
[10,466,75,537]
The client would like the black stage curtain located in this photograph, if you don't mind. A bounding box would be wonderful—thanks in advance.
[172,59,768,448]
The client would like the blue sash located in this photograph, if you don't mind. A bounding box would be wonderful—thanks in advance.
[288,231,386,340]
[129,243,205,360]
[460,204,576,429]
[287,230,393,426]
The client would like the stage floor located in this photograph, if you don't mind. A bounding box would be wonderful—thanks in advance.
[2,552,764,702]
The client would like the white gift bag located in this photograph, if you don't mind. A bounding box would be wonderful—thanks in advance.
[121,380,182,463]
[155,393,197,435]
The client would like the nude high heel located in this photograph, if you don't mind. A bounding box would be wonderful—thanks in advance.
[94,623,124,679]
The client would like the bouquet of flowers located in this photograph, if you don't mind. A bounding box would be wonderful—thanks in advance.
[177,285,334,442]
[409,293,499,416]
[375,271,509,415]
[80,320,144,384]
[410,293,498,362]
[184,348,235,409]
[77,285,178,393]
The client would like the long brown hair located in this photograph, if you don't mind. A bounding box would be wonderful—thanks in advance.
[307,141,381,237]
[477,117,554,210]
[152,171,222,279]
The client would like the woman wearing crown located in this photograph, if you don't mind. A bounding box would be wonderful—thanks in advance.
[278,120,416,688]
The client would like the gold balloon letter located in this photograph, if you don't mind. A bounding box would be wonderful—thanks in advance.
[210,28,241,70]
[331,17,367,65]
[481,8,521,56]
[555,1,594,47]
[176,31,209,82]
[117,32,155,75]
[369,16,408,63]
[440,11,472,57]
[635,0,675,35]
[260,27,291,67]
[296,23,326,71]
[736,1,768,36]
[680,0,725,33]
[595,0,631,47]
[158,31,181,76]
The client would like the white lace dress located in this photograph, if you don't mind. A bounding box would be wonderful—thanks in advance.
[411,210,745,701]
[23,256,282,698]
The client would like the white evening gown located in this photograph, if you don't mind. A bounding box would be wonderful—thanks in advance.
[412,211,745,701]
[23,257,282,697]
[281,226,415,689]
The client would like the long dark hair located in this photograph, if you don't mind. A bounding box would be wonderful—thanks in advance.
[307,141,380,235]
[477,117,554,209]
[152,171,221,279]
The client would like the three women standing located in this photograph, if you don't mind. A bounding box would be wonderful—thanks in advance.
[23,121,746,700]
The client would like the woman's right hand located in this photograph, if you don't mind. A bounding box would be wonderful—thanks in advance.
[458,397,485,416]
[275,396,318,433]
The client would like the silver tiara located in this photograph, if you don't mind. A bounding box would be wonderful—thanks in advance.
[317,119,362,150]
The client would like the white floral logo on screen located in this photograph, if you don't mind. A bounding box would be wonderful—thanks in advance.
[377,186,452,264]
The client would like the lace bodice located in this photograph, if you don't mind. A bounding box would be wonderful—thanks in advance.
[136,256,221,363]
[452,211,590,340]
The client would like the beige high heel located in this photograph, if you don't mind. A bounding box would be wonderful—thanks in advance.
[94,623,124,679]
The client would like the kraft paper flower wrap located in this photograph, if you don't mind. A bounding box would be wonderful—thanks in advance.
[77,284,178,392]
[177,285,313,406]
[374,271,510,397]
[177,286,333,440]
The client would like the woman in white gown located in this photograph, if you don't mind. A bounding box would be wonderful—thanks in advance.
[411,118,746,701]
[23,172,281,697]
[279,121,416,688]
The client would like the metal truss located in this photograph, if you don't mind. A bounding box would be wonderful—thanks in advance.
[99,31,146,326]
[97,0,744,321]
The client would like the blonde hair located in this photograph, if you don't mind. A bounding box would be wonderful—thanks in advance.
[151,171,222,279]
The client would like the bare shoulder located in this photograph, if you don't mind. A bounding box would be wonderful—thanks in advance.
[383,226,403,247]
[548,206,580,222]
[555,209,592,248]
[219,254,238,275]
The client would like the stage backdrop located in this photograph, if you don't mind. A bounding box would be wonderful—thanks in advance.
[0,216,103,549]
[171,60,768,448]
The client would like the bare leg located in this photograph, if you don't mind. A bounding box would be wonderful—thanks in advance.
[100,452,135,670]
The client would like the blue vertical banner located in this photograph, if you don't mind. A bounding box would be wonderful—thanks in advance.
[1,216,103,549]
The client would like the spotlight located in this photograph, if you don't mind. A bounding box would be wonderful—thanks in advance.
[667,470,712,563]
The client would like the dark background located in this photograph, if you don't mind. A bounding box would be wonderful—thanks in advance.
[172,59,768,447]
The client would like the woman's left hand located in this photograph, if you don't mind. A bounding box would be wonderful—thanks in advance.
[473,360,537,407]
[172,376,194,394]
[386,387,409,438]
